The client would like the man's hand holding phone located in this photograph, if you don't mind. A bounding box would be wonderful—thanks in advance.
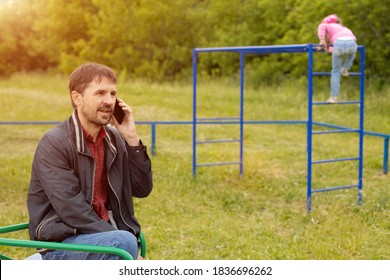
[113,99,126,124]
[112,98,140,146]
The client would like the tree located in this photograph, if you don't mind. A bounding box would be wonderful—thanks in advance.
[0,0,389,86]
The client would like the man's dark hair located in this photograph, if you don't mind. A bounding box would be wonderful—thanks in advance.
[69,62,117,108]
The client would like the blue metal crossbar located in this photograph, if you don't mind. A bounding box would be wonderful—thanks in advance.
[197,161,241,167]
[313,72,362,76]
[312,129,360,135]
[313,184,359,193]
[197,139,240,144]
[312,100,361,105]
[312,157,360,164]
[196,117,241,121]
[194,44,312,54]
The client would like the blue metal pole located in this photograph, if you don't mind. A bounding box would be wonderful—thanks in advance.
[151,122,156,157]
[192,49,197,177]
[358,46,365,205]
[239,52,245,176]
[307,44,314,213]
[383,137,389,175]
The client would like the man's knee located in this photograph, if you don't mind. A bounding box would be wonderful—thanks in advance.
[111,230,137,246]
[109,230,138,259]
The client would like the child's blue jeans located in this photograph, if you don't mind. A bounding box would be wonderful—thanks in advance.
[331,39,358,97]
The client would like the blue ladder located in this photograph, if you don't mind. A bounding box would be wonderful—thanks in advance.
[306,44,365,212]
[192,52,245,176]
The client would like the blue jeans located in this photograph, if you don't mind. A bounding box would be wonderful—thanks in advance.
[41,230,138,260]
[330,39,357,97]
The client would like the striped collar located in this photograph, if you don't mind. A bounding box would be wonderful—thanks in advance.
[71,110,117,155]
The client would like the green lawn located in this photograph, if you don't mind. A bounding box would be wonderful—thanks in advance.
[0,73,389,259]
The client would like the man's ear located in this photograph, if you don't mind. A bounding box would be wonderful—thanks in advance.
[71,90,81,106]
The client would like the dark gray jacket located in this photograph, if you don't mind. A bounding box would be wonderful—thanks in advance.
[27,111,153,242]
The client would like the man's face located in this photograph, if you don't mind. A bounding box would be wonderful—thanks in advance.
[75,76,117,131]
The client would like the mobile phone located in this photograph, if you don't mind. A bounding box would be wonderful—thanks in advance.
[113,99,125,124]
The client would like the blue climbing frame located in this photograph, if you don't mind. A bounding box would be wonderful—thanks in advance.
[192,44,366,212]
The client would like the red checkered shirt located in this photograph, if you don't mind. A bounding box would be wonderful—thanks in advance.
[83,128,110,222]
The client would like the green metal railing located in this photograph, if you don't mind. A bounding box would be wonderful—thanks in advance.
[0,222,146,260]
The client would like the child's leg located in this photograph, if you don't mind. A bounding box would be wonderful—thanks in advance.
[342,41,358,70]
[331,48,343,97]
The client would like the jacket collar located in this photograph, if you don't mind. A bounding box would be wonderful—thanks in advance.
[71,110,117,155]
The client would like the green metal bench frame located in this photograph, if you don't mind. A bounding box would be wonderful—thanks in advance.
[0,222,146,260]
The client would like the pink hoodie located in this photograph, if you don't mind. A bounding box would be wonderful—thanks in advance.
[317,22,356,44]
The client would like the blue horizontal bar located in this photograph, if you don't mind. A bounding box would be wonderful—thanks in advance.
[313,72,362,76]
[197,117,240,120]
[0,121,61,125]
[1,120,388,139]
[196,117,240,122]
[195,120,307,125]
[137,121,191,125]
[312,122,390,138]
[312,184,359,193]
[194,44,311,54]
[312,100,361,105]
[195,44,365,55]
[312,157,360,164]
[197,161,241,167]
[197,139,240,144]
[245,120,307,125]
[312,129,360,135]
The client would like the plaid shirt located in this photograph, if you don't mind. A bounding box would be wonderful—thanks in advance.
[83,128,110,222]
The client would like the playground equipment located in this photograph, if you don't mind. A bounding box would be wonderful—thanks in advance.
[191,44,365,212]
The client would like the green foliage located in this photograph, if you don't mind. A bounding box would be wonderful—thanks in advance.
[0,0,389,84]
[0,0,44,75]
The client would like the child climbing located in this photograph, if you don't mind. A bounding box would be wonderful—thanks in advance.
[316,14,358,103]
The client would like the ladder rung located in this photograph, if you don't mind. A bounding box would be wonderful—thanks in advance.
[197,139,240,144]
[312,129,360,135]
[312,184,359,193]
[197,161,240,167]
[312,100,361,105]
[312,157,360,164]
[313,72,362,76]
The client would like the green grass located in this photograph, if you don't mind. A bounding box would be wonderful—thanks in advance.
[0,73,389,260]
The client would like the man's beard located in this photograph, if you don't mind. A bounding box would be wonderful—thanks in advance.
[81,104,113,126]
